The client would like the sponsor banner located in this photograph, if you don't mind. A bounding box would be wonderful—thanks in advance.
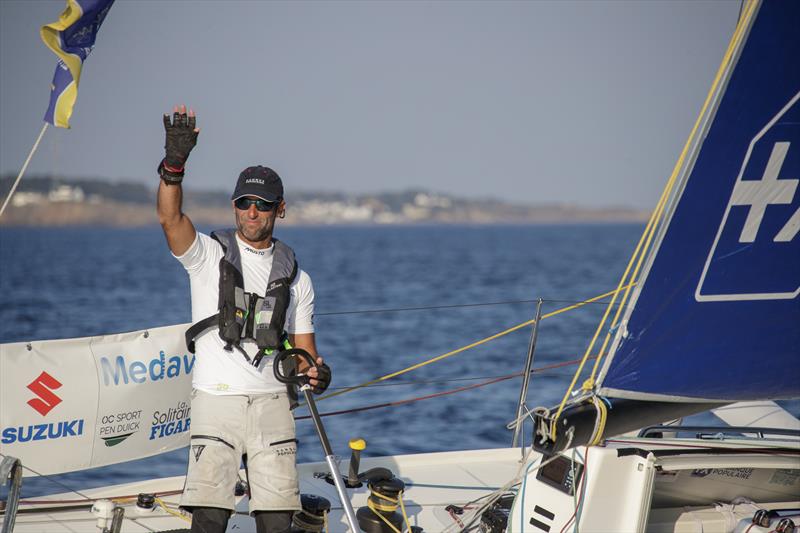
[0,340,97,474]
[0,323,193,476]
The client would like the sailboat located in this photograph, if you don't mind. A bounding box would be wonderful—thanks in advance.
[2,0,799,531]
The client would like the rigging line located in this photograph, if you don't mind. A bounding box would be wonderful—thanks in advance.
[589,191,670,379]
[549,0,759,441]
[19,490,184,506]
[441,450,535,533]
[298,374,516,420]
[551,192,669,437]
[318,284,633,402]
[588,188,668,381]
[0,451,92,501]
[315,296,621,317]
[457,431,575,533]
[298,356,598,420]
[328,355,594,390]
[590,0,762,384]
[0,122,49,218]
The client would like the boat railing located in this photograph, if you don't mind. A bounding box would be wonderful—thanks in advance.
[638,425,800,440]
[0,455,22,533]
[511,298,543,453]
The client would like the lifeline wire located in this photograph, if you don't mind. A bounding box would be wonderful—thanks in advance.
[549,0,759,441]
[319,285,634,402]
[0,451,92,501]
[2,451,168,532]
[316,296,620,317]
[297,356,596,421]
[328,352,590,391]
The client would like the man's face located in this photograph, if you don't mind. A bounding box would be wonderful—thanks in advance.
[233,196,284,246]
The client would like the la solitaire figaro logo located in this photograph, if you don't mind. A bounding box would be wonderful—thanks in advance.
[150,401,191,440]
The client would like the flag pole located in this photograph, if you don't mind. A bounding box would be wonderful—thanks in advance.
[0,122,50,218]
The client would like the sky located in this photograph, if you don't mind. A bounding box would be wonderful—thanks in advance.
[0,0,742,208]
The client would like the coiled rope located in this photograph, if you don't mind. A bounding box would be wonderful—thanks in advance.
[367,489,413,533]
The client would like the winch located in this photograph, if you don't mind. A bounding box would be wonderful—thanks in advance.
[291,494,331,533]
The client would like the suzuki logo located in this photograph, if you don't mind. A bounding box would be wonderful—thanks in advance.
[27,371,63,416]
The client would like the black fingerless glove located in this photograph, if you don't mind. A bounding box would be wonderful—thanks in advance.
[311,363,332,395]
[159,110,198,183]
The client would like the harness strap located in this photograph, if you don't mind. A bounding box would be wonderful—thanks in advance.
[185,314,219,354]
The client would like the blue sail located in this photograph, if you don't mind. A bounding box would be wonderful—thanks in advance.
[598,0,800,402]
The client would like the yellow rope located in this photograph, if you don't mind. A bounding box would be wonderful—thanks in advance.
[586,0,761,384]
[586,188,670,382]
[154,496,192,523]
[549,206,660,438]
[367,489,413,533]
[367,502,403,533]
[319,285,634,402]
[397,492,412,533]
[588,396,608,446]
[548,0,760,441]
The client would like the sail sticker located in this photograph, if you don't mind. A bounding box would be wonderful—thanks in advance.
[696,91,800,301]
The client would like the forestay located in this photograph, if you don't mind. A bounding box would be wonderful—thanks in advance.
[597,0,800,402]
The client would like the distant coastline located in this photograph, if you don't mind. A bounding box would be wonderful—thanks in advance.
[0,176,649,227]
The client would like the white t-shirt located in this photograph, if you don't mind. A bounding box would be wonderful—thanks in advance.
[175,231,315,395]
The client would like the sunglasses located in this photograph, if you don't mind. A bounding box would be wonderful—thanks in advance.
[234,197,280,212]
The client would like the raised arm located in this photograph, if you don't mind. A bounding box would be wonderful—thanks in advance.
[156,105,199,256]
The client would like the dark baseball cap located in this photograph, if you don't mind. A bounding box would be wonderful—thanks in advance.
[231,166,284,202]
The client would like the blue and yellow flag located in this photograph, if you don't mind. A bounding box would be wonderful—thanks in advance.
[41,0,115,128]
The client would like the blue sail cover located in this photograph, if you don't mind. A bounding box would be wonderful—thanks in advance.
[599,0,800,402]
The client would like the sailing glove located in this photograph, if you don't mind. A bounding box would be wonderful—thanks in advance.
[159,109,198,184]
[311,363,332,395]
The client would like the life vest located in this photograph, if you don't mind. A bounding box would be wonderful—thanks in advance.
[184,228,298,367]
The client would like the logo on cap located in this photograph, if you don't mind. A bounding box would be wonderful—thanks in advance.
[246,178,265,185]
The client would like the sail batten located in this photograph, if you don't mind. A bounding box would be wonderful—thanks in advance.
[597,0,800,403]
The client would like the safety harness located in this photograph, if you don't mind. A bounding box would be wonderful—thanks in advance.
[184,229,300,402]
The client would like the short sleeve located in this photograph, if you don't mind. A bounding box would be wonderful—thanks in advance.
[286,270,315,334]
[173,232,220,275]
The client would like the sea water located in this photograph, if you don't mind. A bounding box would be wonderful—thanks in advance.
[0,224,794,497]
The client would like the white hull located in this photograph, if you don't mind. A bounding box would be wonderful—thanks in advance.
[8,434,799,533]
